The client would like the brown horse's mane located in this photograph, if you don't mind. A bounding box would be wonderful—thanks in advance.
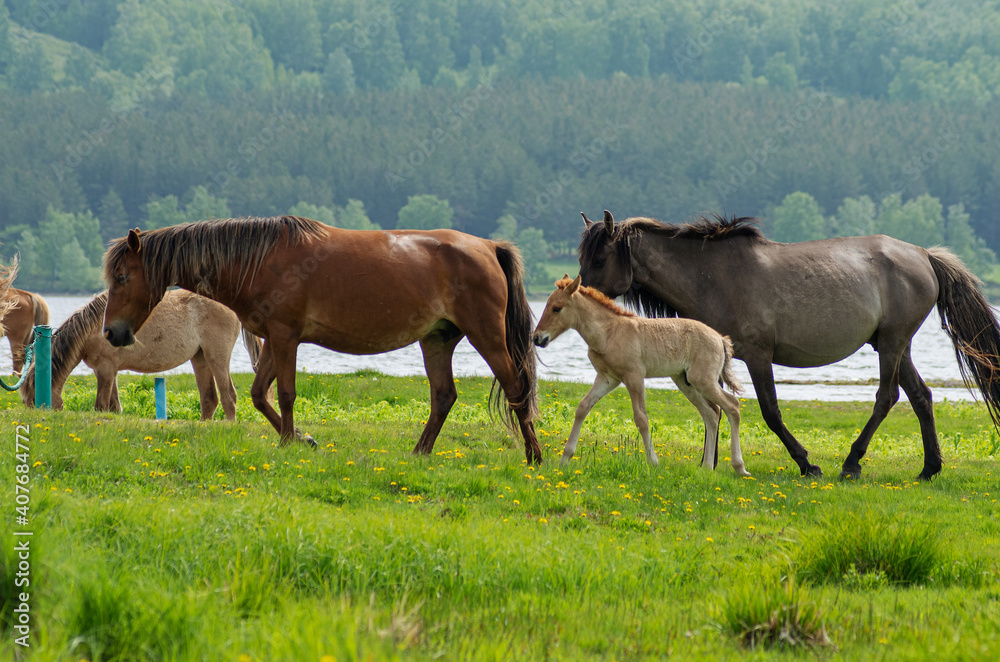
[556,276,636,318]
[578,213,763,319]
[23,292,108,397]
[102,216,329,297]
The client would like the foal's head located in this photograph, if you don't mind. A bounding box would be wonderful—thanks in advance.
[532,274,583,348]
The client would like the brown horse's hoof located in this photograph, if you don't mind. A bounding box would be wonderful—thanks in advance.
[839,466,861,481]
[801,463,823,478]
[916,468,939,481]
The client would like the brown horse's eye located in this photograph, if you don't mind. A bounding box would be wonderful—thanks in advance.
[116,273,127,284]
[552,306,562,313]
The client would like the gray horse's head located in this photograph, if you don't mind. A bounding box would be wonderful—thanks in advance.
[577,210,633,298]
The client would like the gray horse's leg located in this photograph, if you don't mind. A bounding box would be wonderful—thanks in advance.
[897,349,941,480]
[744,354,822,477]
[840,343,903,480]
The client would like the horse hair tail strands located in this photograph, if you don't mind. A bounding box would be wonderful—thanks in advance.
[492,242,540,425]
[928,247,1000,429]
[0,255,19,331]
[720,335,744,395]
[242,326,264,372]
[32,292,50,326]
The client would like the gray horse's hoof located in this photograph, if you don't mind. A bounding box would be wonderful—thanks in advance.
[839,467,861,481]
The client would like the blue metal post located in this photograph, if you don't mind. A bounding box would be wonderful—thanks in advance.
[34,326,52,409]
[154,377,167,420]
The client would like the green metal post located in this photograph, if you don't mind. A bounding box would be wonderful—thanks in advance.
[34,325,52,409]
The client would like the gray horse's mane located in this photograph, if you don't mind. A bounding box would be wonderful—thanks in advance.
[22,291,108,399]
[578,213,763,319]
[102,216,329,298]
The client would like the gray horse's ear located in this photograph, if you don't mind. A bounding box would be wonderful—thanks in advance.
[603,210,614,234]
[127,229,141,253]
[567,274,582,294]
[581,212,593,227]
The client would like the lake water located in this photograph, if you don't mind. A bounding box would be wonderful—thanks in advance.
[5,295,981,404]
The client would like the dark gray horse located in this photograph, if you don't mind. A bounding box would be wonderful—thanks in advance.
[577,211,1000,480]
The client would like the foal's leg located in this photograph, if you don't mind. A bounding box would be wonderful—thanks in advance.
[623,376,659,466]
[672,377,722,470]
[413,331,462,455]
[562,373,620,465]
[190,350,220,421]
[897,349,942,480]
[693,377,749,477]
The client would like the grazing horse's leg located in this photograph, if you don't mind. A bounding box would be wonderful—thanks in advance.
[562,373,620,464]
[249,341,284,434]
[840,338,904,480]
[413,330,462,455]
[201,342,239,421]
[623,376,659,466]
[672,377,723,470]
[897,349,942,480]
[109,378,120,412]
[190,350,220,421]
[743,353,821,476]
[262,334,315,447]
[94,368,119,412]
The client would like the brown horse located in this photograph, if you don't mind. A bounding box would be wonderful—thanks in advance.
[533,275,749,475]
[1,289,50,374]
[21,290,255,419]
[578,211,1000,480]
[100,217,542,463]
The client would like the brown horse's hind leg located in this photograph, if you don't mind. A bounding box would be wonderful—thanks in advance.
[744,354,822,477]
[190,350,220,421]
[413,331,462,455]
[897,350,941,480]
[469,339,542,465]
[249,341,284,435]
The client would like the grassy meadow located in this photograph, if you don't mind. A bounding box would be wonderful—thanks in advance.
[1,371,999,660]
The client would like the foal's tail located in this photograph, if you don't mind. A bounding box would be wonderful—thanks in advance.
[492,242,539,424]
[242,326,264,373]
[720,335,744,395]
[928,247,1000,428]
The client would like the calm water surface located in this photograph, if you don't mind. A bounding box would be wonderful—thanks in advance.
[8,295,980,403]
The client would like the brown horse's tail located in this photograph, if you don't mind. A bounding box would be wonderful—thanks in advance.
[242,326,264,372]
[31,293,50,326]
[720,335,743,395]
[492,242,539,425]
[928,247,1000,429]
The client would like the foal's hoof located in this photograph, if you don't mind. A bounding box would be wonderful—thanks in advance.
[801,463,823,478]
[839,466,861,481]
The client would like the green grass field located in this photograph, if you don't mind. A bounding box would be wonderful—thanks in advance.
[1,372,998,660]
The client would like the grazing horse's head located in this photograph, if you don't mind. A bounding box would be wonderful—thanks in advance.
[578,210,633,298]
[532,274,583,348]
[103,229,158,347]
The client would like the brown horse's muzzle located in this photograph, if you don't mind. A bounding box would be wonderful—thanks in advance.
[104,321,136,347]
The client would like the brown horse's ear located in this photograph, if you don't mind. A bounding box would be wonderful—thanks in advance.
[127,228,142,253]
[581,212,593,227]
[603,210,614,234]
[567,274,582,295]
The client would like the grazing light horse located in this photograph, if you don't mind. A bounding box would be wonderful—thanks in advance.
[21,289,258,419]
[1,289,50,374]
[101,217,542,463]
[532,275,750,476]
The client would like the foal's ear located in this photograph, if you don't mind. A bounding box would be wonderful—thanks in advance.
[567,274,582,295]
[602,210,614,234]
[127,228,142,253]
[581,212,593,227]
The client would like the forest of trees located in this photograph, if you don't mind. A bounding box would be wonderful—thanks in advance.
[1,0,998,291]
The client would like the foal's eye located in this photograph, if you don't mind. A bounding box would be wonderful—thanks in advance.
[552,306,562,313]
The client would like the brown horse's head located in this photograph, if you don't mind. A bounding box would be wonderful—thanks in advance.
[103,229,160,347]
[532,274,582,348]
[578,210,633,298]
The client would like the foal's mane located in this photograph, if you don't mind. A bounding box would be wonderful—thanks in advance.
[556,276,635,318]
[578,213,763,319]
[23,291,108,394]
[102,216,328,297]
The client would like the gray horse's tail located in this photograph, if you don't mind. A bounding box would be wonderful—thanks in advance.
[241,327,264,373]
[720,335,744,395]
[928,247,1000,428]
